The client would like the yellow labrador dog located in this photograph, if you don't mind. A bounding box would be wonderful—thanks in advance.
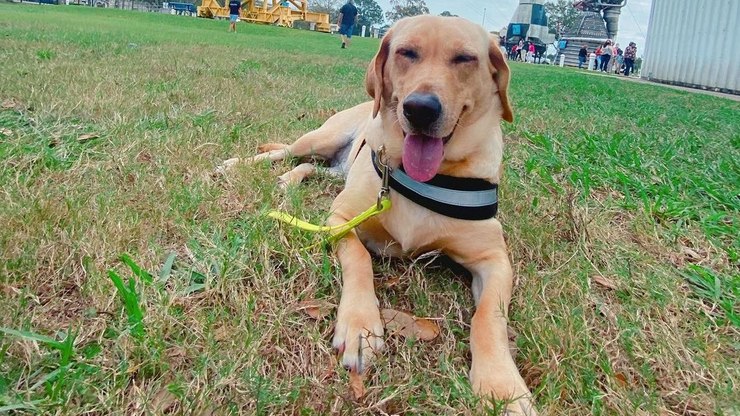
[220,15,535,415]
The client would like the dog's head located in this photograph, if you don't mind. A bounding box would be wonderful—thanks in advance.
[365,15,512,182]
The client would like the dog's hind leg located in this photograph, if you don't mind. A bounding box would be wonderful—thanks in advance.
[257,143,289,152]
[278,165,345,189]
[217,127,352,173]
[217,101,372,174]
[216,143,297,173]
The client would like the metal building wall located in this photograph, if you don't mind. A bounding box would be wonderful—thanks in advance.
[642,0,739,94]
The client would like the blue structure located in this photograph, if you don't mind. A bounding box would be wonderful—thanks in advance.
[167,2,196,15]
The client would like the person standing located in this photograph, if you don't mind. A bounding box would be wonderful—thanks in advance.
[228,0,240,32]
[528,42,536,63]
[337,0,358,49]
[517,39,524,61]
[612,43,623,73]
[623,41,637,76]
[599,40,613,72]
[578,45,588,69]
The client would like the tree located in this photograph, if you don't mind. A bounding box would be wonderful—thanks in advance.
[356,0,384,32]
[313,0,342,24]
[439,11,458,17]
[385,0,429,23]
[544,0,581,40]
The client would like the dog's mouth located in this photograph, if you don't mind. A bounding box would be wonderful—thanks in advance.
[398,102,466,182]
[401,129,454,182]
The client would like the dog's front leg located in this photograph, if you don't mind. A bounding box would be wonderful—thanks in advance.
[330,220,384,373]
[453,221,536,415]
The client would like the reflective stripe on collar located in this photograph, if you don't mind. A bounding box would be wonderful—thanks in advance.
[371,151,498,220]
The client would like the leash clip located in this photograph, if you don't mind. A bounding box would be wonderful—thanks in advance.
[376,145,390,210]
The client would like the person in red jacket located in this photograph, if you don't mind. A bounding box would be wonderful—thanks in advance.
[528,42,536,63]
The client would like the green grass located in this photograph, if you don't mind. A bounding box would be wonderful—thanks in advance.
[1,3,738,415]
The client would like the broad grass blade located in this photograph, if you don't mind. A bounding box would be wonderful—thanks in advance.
[120,253,154,284]
[108,270,145,338]
[158,252,177,284]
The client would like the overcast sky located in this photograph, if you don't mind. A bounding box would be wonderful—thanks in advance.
[372,0,652,49]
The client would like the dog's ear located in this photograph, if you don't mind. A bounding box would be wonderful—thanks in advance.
[366,29,393,118]
[488,35,514,123]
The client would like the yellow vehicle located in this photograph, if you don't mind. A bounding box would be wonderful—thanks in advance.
[198,0,330,33]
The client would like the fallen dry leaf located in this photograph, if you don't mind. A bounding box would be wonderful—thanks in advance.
[383,276,401,289]
[1,99,16,109]
[349,370,365,399]
[507,326,519,359]
[77,133,99,143]
[599,304,618,327]
[375,276,401,289]
[682,247,701,260]
[381,308,440,341]
[296,299,333,320]
[151,387,178,413]
[614,372,628,387]
[681,246,705,264]
[196,405,220,416]
[0,128,12,136]
[507,326,519,341]
[1,284,21,297]
[213,325,231,342]
[591,275,618,290]
[166,345,187,360]
[49,134,61,148]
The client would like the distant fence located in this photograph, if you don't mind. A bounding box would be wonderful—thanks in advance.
[15,0,195,13]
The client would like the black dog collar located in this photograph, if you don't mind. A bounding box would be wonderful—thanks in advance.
[371,151,498,220]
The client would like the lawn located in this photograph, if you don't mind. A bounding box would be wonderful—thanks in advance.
[0,3,738,415]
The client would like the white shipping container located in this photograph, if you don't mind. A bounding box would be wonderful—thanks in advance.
[642,0,739,94]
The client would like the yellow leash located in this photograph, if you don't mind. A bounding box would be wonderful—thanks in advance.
[267,197,390,243]
[267,145,392,244]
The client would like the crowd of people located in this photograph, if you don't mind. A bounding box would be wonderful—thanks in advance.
[507,39,541,63]
[578,40,638,76]
[504,36,637,76]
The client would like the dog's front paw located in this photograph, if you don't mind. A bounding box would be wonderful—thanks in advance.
[471,372,537,416]
[214,157,241,175]
[332,300,384,373]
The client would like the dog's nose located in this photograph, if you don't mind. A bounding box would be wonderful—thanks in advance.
[402,93,442,130]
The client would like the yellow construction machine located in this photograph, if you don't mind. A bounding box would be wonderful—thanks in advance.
[198,0,331,32]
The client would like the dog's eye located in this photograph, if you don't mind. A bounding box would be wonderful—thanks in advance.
[452,54,477,64]
[397,48,419,60]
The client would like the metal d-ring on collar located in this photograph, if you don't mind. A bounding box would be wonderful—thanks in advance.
[375,145,391,210]
[371,149,499,220]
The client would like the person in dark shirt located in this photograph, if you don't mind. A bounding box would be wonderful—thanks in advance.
[228,0,240,33]
[578,45,588,69]
[337,0,358,49]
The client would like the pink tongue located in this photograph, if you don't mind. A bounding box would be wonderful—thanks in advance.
[402,134,444,182]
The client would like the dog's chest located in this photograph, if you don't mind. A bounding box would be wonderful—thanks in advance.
[365,194,452,255]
